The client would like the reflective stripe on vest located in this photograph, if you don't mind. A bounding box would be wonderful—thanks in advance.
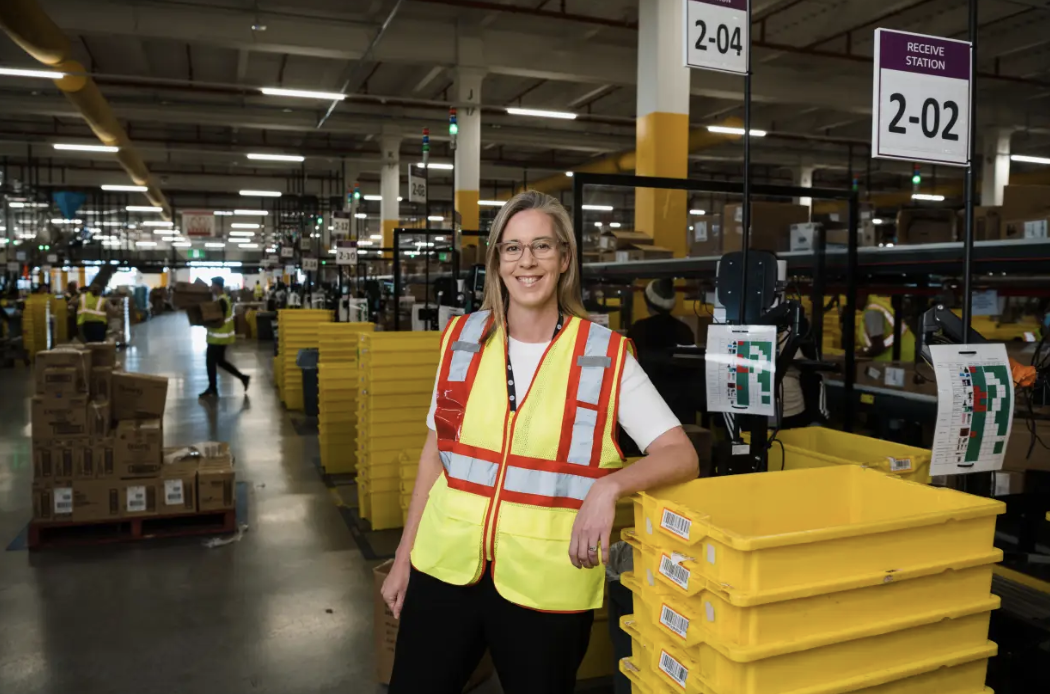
[78,294,107,324]
[440,450,498,488]
[503,466,595,501]
[448,310,490,382]
[207,301,235,343]
[566,323,614,465]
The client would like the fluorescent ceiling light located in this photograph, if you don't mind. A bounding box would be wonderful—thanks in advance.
[872,218,885,225]
[609,222,622,228]
[142,220,173,227]
[707,125,768,137]
[594,222,603,228]
[912,193,945,202]
[506,107,577,120]
[214,210,234,216]
[247,153,305,162]
[154,230,179,236]
[205,242,226,248]
[1011,154,1050,166]
[53,143,119,153]
[582,204,613,211]
[231,223,260,229]
[135,241,157,247]
[416,162,454,170]
[357,240,373,246]
[102,184,147,192]
[238,243,260,249]
[240,190,282,197]
[0,66,65,79]
[428,216,444,221]
[370,234,383,240]
[689,209,706,216]
[10,201,49,208]
[172,241,192,248]
[435,236,446,241]
[328,249,338,254]
[127,205,162,212]
[261,87,347,101]
[355,213,368,219]
[565,172,574,177]
[266,247,276,252]
[478,200,506,207]
[234,209,269,216]
[101,221,122,227]
[363,195,382,201]
[50,218,82,224]
[230,231,255,237]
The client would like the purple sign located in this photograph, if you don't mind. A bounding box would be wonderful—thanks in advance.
[694,0,749,10]
[879,30,970,81]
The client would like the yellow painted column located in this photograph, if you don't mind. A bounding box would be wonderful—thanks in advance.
[159,271,168,288]
[61,270,68,289]
[454,68,484,247]
[380,129,402,259]
[633,0,690,259]
[78,267,86,287]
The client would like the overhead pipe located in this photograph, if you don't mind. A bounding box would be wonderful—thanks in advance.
[0,0,172,220]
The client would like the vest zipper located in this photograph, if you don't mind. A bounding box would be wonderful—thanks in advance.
[483,410,515,562]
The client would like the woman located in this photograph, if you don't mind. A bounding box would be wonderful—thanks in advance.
[382,191,699,694]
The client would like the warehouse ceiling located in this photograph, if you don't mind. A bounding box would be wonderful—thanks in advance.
[1,0,1050,203]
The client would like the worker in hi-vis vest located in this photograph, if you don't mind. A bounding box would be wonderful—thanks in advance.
[381,191,698,694]
[856,293,915,362]
[253,280,264,300]
[77,284,108,343]
[199,276,250,399]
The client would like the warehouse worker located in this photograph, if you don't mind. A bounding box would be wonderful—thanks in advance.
[382,191,698,694]
[253,280,264,300]
[199,276,250,399]
[627,279,696,424]
[857,292,914,362]
[77,284,108,343]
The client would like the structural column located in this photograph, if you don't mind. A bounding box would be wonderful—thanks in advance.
[454,68,484,248]
[634,0,690,257]
[380,129,402,259]
[981,128,1011,207]
[795,165,815,210]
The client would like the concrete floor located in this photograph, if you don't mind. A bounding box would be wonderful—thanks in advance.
[0,314,504,694]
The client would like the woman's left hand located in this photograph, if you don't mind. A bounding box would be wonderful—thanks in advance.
[569,477,619,569]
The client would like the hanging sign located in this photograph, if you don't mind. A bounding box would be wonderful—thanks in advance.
[47,254,58,263]
[683,0,750,75]
[872,29,972,166]
[929,344,1014,475]
[704,324,776,417]
[280,247,294,259]
[332,212,352,240]
[181,210,217,237]
[408,166,427,203]
[335,247,358,266]
[6,262,19,272]
[300,238,312,251]
[302,258,319,272]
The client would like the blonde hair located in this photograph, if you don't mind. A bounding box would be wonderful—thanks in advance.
[480,190,588,341]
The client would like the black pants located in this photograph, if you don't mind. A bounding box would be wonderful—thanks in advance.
[389,567,594,694]
[205,344,245,391]
[81,322,106,343]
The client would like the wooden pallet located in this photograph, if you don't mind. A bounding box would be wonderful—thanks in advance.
[27,508,237,549]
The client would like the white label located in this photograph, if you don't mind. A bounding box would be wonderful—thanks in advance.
[645,517,653,535]
[872,28,972,166]
[1024,220,1048,239]
[164,479,184,506]
[696,221,708,242]
[1025,331,1037,343]
[659,650,689,689]
[705,600,715,622]
[302,258,319,272]
[47,254,58,263]
[15,251,26,261]
[731,443,749,456]
[299,238,312,251]
[335,247,358,266]
[6,262,18,272]
[866,366,882,380]
[54,487,73,515]
[659,555,691,590]
[660,508,692,540]
[280,247,294,258]
[884,366,906,388]
[734,206,743,222]
[409,170,427,203]
[126,485,147,513]
[660,604,690,639]
[888,457,913,472]
[706,544,716,564]
[971,290,999,317]
[684,0,750,76]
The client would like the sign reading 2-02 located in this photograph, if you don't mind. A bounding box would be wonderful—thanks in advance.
[684,0,749,75]
[872,28,972,166]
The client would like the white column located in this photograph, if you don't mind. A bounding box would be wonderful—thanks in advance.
[981,128,1011,207]
[795,165,815,210]
[380,128,402,257]
[454,67,484,243]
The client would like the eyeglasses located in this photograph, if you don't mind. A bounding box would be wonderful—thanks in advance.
[496,237,560,261]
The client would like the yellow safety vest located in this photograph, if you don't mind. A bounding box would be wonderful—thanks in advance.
[856,295,915,362]
[77,293,107,326]
[254,285,264,299]
[411,310,631,612]
[207,299,236,345]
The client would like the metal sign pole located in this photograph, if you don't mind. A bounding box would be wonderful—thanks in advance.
[738,71,751,324]
[961,0,978,343]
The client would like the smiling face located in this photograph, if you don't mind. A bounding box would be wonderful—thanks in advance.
[497,208,569,313]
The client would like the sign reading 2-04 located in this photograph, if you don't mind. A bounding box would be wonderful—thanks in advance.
[872,28,972,166]
[684,0,749,75]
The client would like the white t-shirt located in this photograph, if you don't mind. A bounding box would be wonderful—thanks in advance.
[427,337,680,453]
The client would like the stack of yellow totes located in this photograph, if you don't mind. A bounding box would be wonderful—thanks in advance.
[356,331,439,530]
[23,294,51,359]
[317,322,374,475]
[276,309,332,410]
[398,447,422,525]
[618,466,1004,694]
[51,297,69,344]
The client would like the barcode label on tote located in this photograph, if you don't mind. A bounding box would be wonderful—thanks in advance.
[126,485,147,513]
[659,555,690,590]
[659,650,689,688]
[660,509,691,540]
[888,457,912,472]
[164,479,184,506]
[660,604,690,639]
[54,487,73,514]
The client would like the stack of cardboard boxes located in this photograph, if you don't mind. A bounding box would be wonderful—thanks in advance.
[30,344,236,525]
[172,279,225,327]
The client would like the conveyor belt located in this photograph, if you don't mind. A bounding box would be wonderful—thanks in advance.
[993,567,1050,627]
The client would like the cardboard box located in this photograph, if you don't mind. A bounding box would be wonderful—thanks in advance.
[33,480,122,523]
[112,372,169,420]
[723,202,810,253]
[121,479,158,518]
[1002,217,1050,241]
[185,300,226,327]
[197,459,236,512]
[956,207,1002,241]
[599,230,653,251]
[114,419,164,478]
[90,367,114,401]
[76,441,99,479]
[31,396,90,442]
[1002,184,1050,221]
[172,279,212,309]
[614,244,674,262]
[372,560,495,687]
[158,452,199,516]
[33,442,77,481]
[85,341,118,368]
[39,367,87,398]
[896,208,957,244]
[1001,419,1050,473]
[34,347,91,394]
[95,438,116,478]
[688,216,722,257]
[789,223,853,252]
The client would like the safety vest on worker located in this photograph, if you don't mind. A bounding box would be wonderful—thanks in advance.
[253,284,264,300]
[77,293,107,326]
[856,295,915,362]
[206,298,236,345]
[411,310,631,612]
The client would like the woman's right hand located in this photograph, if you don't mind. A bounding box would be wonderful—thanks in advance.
[381,557,411,619]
